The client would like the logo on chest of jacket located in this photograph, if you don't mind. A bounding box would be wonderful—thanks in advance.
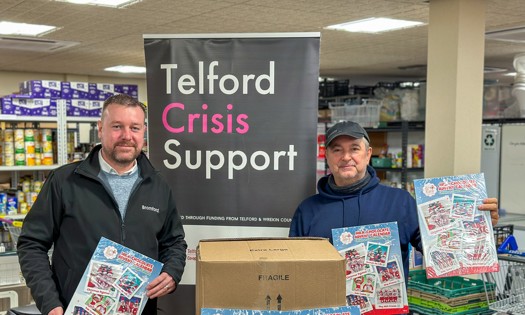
[142,205,160,213]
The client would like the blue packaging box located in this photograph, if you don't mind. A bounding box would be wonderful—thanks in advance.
[88,83,116,100]
[61,81,90,99]
[19,80,62,98]
[65,99,102,117]
[0,95,56,116]
[115,84,139,98]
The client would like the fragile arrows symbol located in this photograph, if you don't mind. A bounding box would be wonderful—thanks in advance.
[277,294,282,310]
[266,295,271,310]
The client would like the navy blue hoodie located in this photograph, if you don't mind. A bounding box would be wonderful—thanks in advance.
[289,165,422,283]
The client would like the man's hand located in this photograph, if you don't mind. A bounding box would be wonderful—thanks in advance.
[146,272,176,299]
[478,197,499,226]
[48,306,64,315]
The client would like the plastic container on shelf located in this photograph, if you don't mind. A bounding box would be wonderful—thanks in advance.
[328,101,381,128]
[328,102,347,122]
[1,220,22,251]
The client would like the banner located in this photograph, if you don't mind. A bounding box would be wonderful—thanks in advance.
[144,33,320,313]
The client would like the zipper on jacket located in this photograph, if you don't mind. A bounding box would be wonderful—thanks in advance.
[121,223,126,242]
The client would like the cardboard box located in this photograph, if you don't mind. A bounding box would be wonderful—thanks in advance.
[61,81,90,99]
[196,237,345,314]
[88,83,116,100]
[19,80,62,98]
[0,96,15,115]
[115,84,139,98]
[64,99,101,117]
[0,95,56,116]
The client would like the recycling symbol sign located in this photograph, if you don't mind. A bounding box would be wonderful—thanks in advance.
[483,131,496,150]
[484,134,495,146]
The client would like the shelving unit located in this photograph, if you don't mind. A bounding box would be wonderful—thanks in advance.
[0,102,101,256]
[366,120,425,190]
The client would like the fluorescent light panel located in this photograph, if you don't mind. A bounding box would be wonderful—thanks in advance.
[55,0,139,8]
[0,21,57,36]
[105,65,146,74]
[326,17,424,34]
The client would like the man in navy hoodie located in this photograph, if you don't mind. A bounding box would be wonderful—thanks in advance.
[289,120,499,283]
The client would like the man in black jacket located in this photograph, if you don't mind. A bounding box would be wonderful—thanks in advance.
[17,94,187,315]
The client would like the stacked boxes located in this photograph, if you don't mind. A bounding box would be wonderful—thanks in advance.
[115,84,139,98]
[19,80,62,98]
[89,83,139,100]
[407,269,495,315]
[61,81,90,99]
[62,99,103,117]
[0,80,138,118]
[0,95,57,117]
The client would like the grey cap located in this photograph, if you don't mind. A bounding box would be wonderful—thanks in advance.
[325,121,370,147]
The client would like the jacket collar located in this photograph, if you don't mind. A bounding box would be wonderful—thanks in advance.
[76,144,155,180]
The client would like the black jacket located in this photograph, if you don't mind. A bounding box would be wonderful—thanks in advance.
[17,145,187,315]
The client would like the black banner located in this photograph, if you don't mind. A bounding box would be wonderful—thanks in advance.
[144,34,320,228]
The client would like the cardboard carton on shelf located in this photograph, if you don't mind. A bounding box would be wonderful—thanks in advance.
[195,237,346,315]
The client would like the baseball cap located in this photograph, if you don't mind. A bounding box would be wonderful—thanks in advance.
[325,121,370,147]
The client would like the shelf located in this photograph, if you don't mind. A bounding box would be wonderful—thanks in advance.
[0,114,57,123]
[482,117,525,125]
[0,114,100,123]
[318,120,426,131]
[2,214,25,220]
[365,120,425,132]
[0,165,59,172]
[66,116,100,123]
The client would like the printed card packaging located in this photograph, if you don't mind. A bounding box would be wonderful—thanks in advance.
[200,306,360,315]
[332,222,409,315]
[196,237,346,315]
[64,237,163,315]
[413,173,499,279]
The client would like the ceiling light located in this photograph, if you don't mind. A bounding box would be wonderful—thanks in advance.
[55,0,140,8]
[505,72,517,77]
[326,18,424,34]
[105,65,146,74]
[0,21,57,36]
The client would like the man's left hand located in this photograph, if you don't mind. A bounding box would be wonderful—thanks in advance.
[478,198,499,226]
[146,272,176,299]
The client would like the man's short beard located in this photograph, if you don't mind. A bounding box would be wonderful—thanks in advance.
[103,145,140,165]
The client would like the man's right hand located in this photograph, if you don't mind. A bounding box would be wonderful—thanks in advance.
[48,306,64,315]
